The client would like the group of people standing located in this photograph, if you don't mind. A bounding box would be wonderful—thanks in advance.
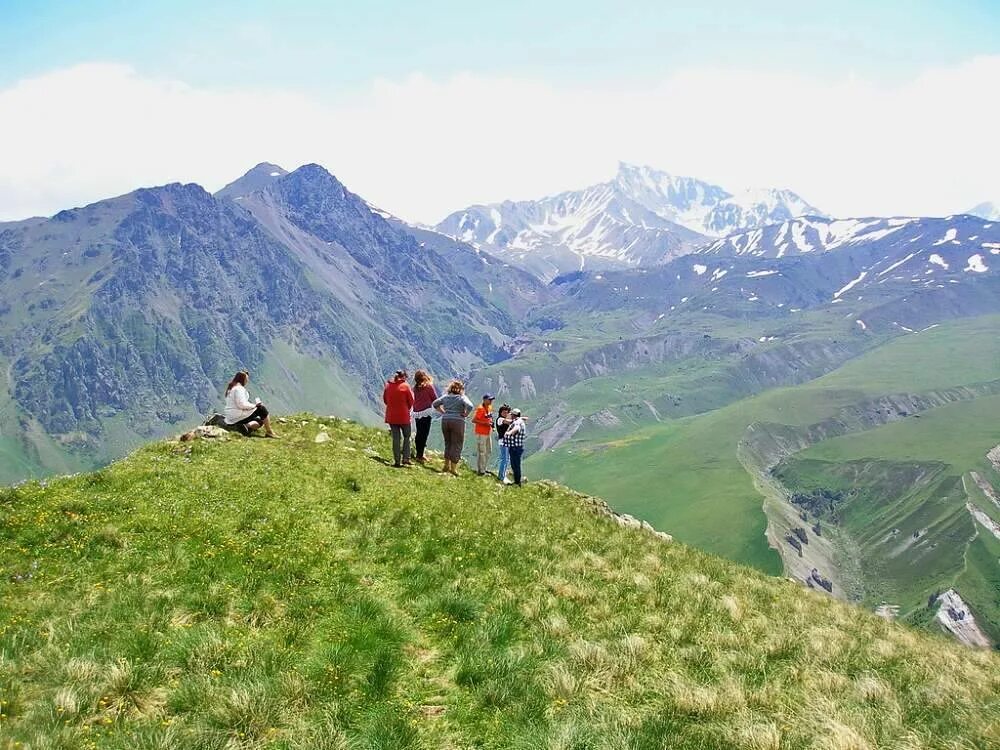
[383,369,528,485]
[218,369,528,485]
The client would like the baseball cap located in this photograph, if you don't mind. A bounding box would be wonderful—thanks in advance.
[483,393,495,400]
[511,408,522,417]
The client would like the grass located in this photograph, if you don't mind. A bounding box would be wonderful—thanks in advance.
[1,416,997,749]
[799,395,1000,470]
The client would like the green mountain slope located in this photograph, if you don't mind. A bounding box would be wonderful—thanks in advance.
[2,418,998,749]
[529,315,1000,636]
[775,392,1000,639]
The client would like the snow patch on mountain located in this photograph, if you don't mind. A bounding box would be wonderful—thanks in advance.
[934,228,958,245]
[834,271,868,299]
[965,254,988,273]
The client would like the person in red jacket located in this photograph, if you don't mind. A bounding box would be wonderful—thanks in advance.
[383,369,415,467]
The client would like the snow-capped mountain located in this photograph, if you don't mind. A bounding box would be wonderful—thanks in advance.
[435,162,823,281]
[434,181,705,282]
[560,214,1000,331]
[699,215,998,261]
[612,163,824,236]
[967,202,1000,221]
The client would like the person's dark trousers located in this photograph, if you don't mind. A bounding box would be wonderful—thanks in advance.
[509,446,525,485]
[231,404,268,434]
[441,420,466,463]
[390,424,412,466]
[414,417,432,459]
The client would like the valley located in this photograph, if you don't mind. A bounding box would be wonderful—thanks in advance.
[527,316,1000,642]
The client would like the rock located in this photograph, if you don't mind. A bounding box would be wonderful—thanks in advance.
[809,568,834,593]
[786,534,803,555]
[192,425,230,440]
[551,483,673,543]
[176,425,230,442]
[314,431,331,444]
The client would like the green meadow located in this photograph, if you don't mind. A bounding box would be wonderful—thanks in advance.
[2,417,997,748]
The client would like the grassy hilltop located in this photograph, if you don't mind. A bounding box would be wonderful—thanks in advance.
[1,417,998,749]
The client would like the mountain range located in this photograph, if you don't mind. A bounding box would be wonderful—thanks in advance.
[434,162,825,280]
[3,160,998,481]
[4,159,1000,648]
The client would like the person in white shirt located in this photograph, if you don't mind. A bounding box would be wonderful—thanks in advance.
[224,371,278,438]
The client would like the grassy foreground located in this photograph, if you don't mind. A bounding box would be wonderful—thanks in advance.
[1,417,998,749]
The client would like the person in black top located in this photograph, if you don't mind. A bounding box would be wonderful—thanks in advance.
[500,407,527,485]
[494,404,512,484]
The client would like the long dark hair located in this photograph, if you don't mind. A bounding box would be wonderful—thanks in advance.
[226,370,248,395]
[414,369,432,388]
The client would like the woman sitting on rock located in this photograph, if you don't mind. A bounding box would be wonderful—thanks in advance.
[224,371,278,438]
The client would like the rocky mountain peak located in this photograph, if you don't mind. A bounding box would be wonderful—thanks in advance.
[215,161,290,201]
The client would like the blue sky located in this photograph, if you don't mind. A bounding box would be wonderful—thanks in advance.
[5,0,999,92]
[1,1,999,223]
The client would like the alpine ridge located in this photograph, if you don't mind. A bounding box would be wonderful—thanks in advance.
[435,162,824,280]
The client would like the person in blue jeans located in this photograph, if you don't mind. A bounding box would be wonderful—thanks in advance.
[500,408,527,486]
[494,404,512,483]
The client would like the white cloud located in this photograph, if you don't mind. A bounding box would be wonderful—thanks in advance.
[1,59,998,224]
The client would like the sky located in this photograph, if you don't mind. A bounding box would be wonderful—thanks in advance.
[1,0,999,224]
